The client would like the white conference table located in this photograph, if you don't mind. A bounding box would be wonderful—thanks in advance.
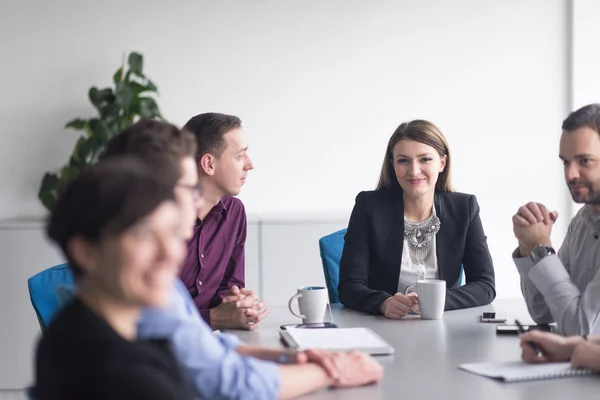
[230,299,600,400]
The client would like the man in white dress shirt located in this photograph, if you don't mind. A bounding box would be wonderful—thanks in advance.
[512,103,600,336]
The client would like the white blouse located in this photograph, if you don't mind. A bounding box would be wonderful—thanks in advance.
[397,211,440,294]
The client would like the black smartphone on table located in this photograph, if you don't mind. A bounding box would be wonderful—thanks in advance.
[496,323,554,335]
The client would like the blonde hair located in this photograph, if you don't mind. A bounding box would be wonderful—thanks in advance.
[376,120,453,192]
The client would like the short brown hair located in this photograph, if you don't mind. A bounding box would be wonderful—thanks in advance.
[562,104,600,133]
[47,158,177,278]
[376,120,453,192]
[100,119,197,182]
[183,113,242,160]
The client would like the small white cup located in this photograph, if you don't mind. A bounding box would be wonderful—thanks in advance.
[288,286,330,324]
[417,279,446,320]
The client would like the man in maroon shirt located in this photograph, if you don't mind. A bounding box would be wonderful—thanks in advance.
[180,113,268,330]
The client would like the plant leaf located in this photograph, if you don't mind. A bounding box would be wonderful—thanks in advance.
[136,97,161,119]
[89,87,115,114]
[73,135,102,165]
[127,81,156,97]
[88,119,110,146]
[60,164,82,184]
[146,79,157,92]
[39,172,59,193]
[128,52,143,75]
[38,172,60,211]
[40,51,165,211]
[65,118,87,130]
[115,83,133,115]
[113,67,124,84]
[72,136,86,164]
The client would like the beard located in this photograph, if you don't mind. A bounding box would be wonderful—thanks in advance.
[568,180,600,204]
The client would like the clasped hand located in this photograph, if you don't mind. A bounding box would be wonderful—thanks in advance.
[210,285,269,330]
[512,202,558,257]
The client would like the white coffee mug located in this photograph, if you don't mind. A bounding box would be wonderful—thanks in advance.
[288,286,330,324]
[417,279,446,320]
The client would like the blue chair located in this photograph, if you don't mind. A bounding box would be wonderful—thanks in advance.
[318,229,347,304]
[26,387,37,400]
[318,228,465,303]
[27,263,76,332]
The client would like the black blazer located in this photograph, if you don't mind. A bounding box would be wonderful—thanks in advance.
[338,188,495,315]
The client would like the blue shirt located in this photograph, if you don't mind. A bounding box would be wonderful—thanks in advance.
[137,279,281,400]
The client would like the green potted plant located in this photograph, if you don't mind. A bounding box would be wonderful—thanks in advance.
[38,52,164,211]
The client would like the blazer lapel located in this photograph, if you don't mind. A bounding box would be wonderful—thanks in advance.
[434,192,452,281]
[385,190,404,292]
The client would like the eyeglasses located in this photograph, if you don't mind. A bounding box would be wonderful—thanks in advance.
[177,183,203,200]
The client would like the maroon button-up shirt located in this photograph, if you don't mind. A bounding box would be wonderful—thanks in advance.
[178,196,247,323]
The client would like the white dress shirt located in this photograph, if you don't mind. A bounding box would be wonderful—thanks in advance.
[398,209,440,294]
[513,204,600,336]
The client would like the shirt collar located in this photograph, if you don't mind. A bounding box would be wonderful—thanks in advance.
[209,199,228,220]
[580,205,600,226]
[195,199,228,227]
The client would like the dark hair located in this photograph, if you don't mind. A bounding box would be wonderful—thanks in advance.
[376,120,453,192]
[562,104,600,134]
[183,113,242,160]
[47,157,177,278]
[100,119,197,183]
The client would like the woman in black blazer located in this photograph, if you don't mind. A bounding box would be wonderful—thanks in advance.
[338,120,495,318]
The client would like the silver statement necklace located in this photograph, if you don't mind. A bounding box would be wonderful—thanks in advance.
[404,210,441,264]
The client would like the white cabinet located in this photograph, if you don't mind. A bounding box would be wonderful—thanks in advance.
[0,220,64,389]
[260,221,346,306]
[0,216,347,389]
[245,222,260,296]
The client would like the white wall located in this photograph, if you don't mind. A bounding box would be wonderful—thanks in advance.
[0,0,588,390]
[0,0,571,301]
[573,0,600,110]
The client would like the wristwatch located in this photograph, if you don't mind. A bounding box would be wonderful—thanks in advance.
[530,245,556,265]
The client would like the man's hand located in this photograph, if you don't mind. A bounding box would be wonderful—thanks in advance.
[512,202,558,257]
[210,285,269,330]
[221,285,259,307]
[380,293,419,319]
[520,330,583,363]
[571,340,600,371]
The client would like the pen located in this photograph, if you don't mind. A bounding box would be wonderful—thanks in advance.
[515,319,544,357]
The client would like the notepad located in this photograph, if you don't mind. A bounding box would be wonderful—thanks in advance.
[279,327,394,355]
[459,361,595,382]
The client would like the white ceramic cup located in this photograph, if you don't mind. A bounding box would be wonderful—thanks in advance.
[288,286,330,324]
[417,279,446,320]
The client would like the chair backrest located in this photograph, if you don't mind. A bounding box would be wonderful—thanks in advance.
[318,228,347,304]
[317,229,464,302]
[27,263,76,332]
[26,387,37,400]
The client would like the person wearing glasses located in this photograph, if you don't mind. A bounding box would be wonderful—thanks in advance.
[99,119,384,399]
[34,158,195,399]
